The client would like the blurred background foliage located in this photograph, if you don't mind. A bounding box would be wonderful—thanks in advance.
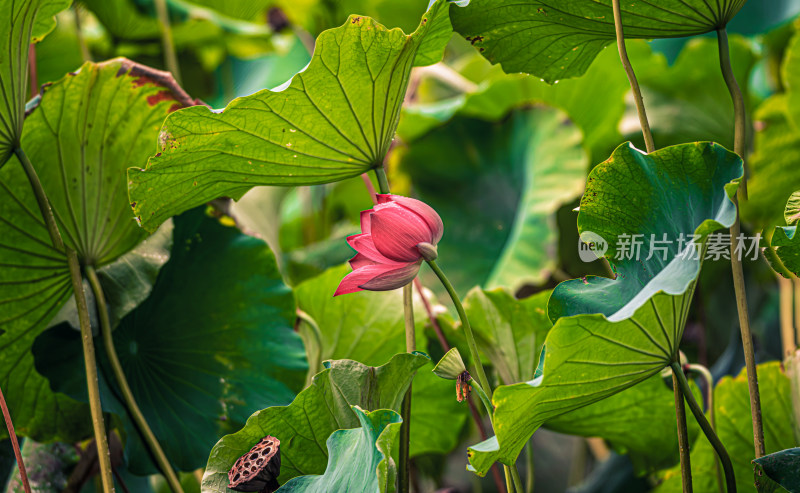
[6,0,800,491]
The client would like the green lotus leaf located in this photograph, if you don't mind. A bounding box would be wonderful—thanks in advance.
[0,0,71,165]
[465,141,742,476]
[450,0,748,83]
[295,264,468,457]
[277,407,402,493]
[753,448,800,493]
[655,362,796,493]
[784,23,800,132]
[34,209,307,473]
[0,58,193,442]
[201,352,429,493]
[399,105,588,295]
[127,0,457,232]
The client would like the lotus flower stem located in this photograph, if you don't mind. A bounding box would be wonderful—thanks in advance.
[671,369,694,493]
[468,379,493,419]
[0,385,31,493]
[398,282,415,493]
[510,464,524,493]
[611,0,654,153]
[14,147,116,493]
[85,266,185,493]
[672,362,737,493]
[717,26,765,458]
[426,260,492,401]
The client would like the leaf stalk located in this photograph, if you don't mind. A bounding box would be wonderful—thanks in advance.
[85,266,184,493]
[15,147,116,493]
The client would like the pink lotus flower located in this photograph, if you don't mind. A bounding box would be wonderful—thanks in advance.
[334,194,443,296]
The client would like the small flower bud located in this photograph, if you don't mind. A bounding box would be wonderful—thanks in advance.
[417,242,438,261]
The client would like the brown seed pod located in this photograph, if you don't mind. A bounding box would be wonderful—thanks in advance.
[228,436,281,493]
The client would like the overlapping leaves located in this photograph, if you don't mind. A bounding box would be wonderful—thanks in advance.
[201,352,429,493]
[128,0,458,232]
[277,407,402,493]
[0,58,193,441]
[450,0,748,83]
[465,142,742,475]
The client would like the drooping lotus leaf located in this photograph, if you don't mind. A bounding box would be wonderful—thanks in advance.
[0,0,71,165]
[294,265,468,457]
[201,352,429,493]
[400,105,588,295]
[656,363,796,493]
[0,58,194,442]
[459,287,699,474]
[465,141,742,475]
[128,0,458,232]
[753,448,800,493]
[34,209,308,473]
[277,407,402,493]
[449,0,748,83]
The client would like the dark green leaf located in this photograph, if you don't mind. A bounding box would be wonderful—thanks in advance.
[400,105,587,295]
[128,0,456,232]
[754,449,800,493]
[35,209,307,473]
[0,58,193,442]
[0,0,70,164]
[201,352,429,493]
[466,142,742,475]
[450,0,748,83]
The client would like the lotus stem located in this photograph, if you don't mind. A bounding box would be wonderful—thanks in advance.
[671,367,693,493]
[611,0,654,153]
[426,260,492,398]
[85,266,184,493]
[0,385,31,493]
[717,26,765,458]
[672,363,736,493]
[398,282,415,493]
[15,147,115,493]
[154,0,181,84]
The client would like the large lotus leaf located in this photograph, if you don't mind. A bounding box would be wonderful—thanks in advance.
[449,0,748,83]
[656,363,796,493]
[34,209,308,473]
[546,374,700,475]
[398,40,661,164]
[400,105,587,295]
[464,142,742,476]
[277,407,402,493]
[624,35,756,151]
[0,0,70,165]
[201,352,430,493]
[753,449,800,493]
[295,264,468,457]
[450,287,699,475]
[0,58,193,442]
[742,95,800,228]
[128,0,456,232]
